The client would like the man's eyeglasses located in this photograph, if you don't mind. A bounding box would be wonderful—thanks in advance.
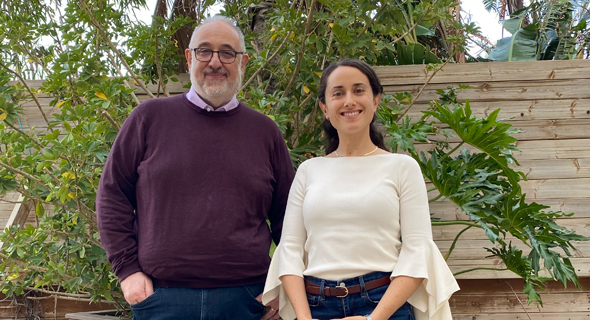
[190,48,244,64]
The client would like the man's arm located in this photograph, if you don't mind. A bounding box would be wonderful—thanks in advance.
[97,108,147,287]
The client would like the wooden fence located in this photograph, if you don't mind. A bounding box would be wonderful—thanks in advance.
[1,59,590,319]
[375,59,590,319]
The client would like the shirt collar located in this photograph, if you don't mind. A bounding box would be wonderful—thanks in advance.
[186,86,239,112]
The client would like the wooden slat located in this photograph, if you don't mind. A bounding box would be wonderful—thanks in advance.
[514,159,590,180]
[430,198,590,221]
[432,218,590,242]
[449,292,590,313]
[452,313,590,320]
[414,139,590,160]
[375,60,590,85]
[385,79,590,103]
[401,99,590,122]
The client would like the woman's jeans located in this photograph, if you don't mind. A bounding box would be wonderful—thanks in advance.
[130,282,265,320]
[305,271,415,320]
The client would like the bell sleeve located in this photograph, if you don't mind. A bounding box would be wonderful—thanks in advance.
[262,161,309,320]
[391,156,460,320]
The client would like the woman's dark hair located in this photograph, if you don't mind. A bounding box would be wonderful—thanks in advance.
[318,58,387,154]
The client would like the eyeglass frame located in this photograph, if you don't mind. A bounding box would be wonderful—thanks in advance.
[189,47,245,64]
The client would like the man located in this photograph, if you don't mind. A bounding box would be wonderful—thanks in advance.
[97,15,294,320]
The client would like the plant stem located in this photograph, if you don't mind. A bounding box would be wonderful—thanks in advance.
[431,221,482,228]
[453,267,509,276]
[240,32,290,92]
[428,193,443,203]
[439,141,464,162]
[444,226,472,260]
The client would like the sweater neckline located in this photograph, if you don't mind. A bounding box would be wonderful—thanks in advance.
[182,93,243,116]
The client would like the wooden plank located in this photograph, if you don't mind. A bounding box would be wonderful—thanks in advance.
[401,99,590,122]
[375,60,590,85]
[0,196,32,249]
[385,79,590,103]
[452,313,590,320]
[423,119,590,142]
[414,139,590,160]
[432,217,590,242]
[449,292,590,313]
[455,278,590,294]
[520,178,590,200]
[514,159,590,180]
[430,198,590,221]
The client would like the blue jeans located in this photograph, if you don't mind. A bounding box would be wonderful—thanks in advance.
[305,272,415,320]
[130,283,265,320]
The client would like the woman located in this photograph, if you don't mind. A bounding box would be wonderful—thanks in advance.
[263,59,459,320]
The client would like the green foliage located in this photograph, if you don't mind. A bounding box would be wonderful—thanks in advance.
[487,0,590,60]
[0,0,586,314]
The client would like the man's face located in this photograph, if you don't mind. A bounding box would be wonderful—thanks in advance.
[185,21,249,107]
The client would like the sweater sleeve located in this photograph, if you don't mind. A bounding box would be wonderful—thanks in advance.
[262,160,308,320]
[96,107,147,282]
[267,131,296,245]
[391,156,460,320]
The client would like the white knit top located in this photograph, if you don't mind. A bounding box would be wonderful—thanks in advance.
[262,154,460,320]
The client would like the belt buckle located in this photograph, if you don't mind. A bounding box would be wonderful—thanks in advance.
[336,282,348,298]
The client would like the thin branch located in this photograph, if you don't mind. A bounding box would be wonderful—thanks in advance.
[359,4,387,36]
[239,33,290,92]
[43,167,60,184]
[0,61,49,125]
[320,28,334,70]
[3,121,45,150]
[154,30,170,97]
[396,58,450,122]
[101,111,120,131]
[0,161,48,189]
[444,226,472,260]
[106,51,141,105]
[389,3,436,46]
[78,0,155,98]
[281,0,318,99]
[504,280,533,320]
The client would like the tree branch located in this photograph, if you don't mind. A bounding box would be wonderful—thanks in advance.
[3,120,45,150]
[281,0,318,98]
[239,33,290,92]
[389,3,435,46]
[396,58,450,122]
[79,0,155,98]
[106,51,141,105]
[0,61,49,125]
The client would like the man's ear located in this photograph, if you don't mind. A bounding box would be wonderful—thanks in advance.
[241,53,249,73]
[185,49,193,69]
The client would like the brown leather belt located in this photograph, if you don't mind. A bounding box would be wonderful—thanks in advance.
[305,276,391,298]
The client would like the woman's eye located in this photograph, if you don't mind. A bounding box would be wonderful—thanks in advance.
[332,91,342,97]
[355,88,365,93]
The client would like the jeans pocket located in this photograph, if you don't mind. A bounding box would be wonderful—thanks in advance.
[130,287,160,309]
[243,283,266,309]
[364,284,388,306]
[306,293,322,308]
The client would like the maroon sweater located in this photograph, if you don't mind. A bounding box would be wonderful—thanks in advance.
[96,94,295,288]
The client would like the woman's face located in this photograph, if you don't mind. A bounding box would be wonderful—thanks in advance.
[320,66,381,136]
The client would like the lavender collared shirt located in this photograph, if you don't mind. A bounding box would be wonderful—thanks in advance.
[186,86,239,112]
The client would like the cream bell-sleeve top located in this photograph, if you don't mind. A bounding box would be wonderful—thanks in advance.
[262,154,459,320]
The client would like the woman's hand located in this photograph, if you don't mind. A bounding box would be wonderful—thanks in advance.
[331,317,369,320]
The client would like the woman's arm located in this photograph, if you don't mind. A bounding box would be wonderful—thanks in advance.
[332,275,422,320]
[369,275,423,320]
[280,275,318,320]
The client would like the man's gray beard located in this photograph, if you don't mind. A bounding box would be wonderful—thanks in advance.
[190,64,243,104]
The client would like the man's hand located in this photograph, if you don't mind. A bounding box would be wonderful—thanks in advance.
[257,294,280,320]
[121,271,154,305]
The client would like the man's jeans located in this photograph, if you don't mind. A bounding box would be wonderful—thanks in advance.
[130,283,265,320]
[305,271,415,320]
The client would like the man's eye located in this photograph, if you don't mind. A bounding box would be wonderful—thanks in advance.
[197,49,212,56]
[220,51,236,59]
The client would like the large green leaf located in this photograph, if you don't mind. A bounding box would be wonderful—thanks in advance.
[488,24,539,61]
